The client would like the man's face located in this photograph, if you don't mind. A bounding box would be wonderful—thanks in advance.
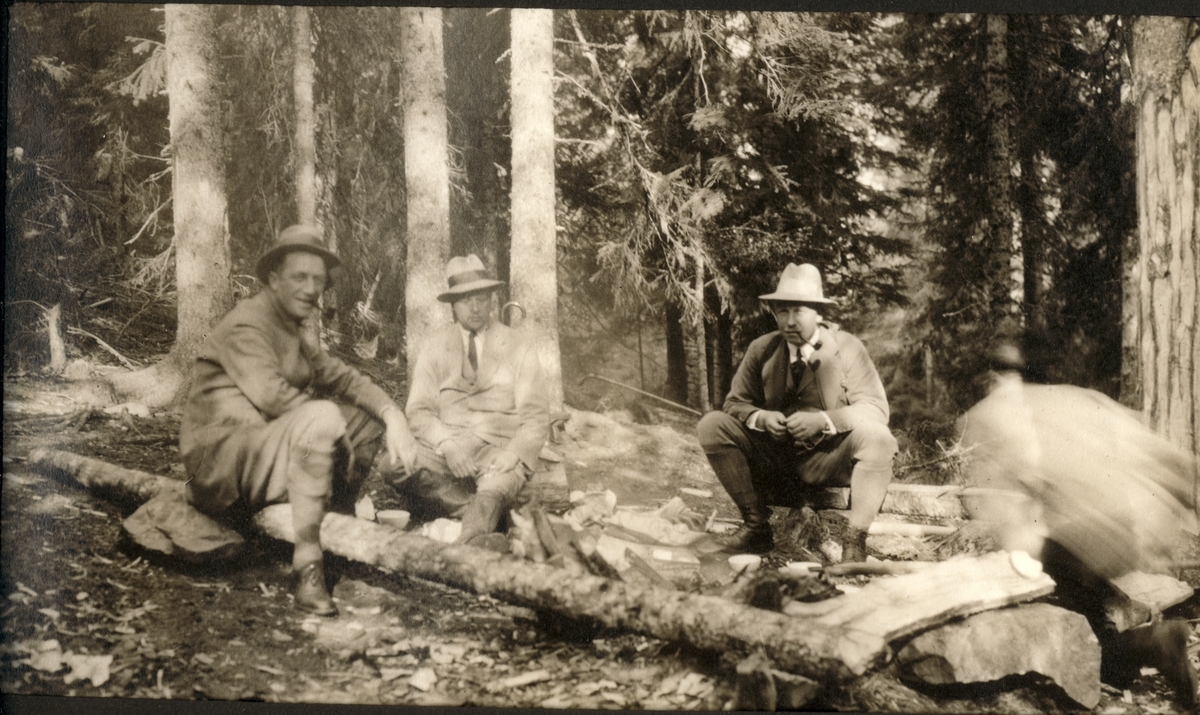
[267,252,327,322]
[772,301,821,346]
[451,289,496,332]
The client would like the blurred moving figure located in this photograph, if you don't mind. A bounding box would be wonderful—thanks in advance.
[960,349,1199,705]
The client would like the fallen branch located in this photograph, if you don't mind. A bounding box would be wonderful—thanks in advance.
[67,327,138,370]
[28,448,881,683]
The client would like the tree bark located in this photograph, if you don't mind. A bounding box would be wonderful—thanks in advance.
[686,248,711,412]
[292,6,317,226]
[401,7,451,365]
[1129,17,1200,461]
[664,299,688,405]
[28,448,876,683]
[983,14,1017,326]
[509,8,564,412]
[112,4,231,407]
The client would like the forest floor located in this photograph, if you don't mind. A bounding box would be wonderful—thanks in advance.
[2,368,1199,713]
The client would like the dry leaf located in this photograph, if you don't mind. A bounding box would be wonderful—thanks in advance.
[62,652,112,686]
[409,667,437,692]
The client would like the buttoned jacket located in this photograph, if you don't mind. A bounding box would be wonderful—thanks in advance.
[180,290,396,463]
[723,322,889,433]
[406,321,549,469]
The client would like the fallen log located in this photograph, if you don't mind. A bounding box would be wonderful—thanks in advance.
[28,448,881,682]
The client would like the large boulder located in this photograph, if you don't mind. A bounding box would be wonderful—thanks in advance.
[897,603,1101,708]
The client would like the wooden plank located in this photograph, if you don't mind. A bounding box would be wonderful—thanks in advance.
[784,551,1056,667]
[808,484,967,519]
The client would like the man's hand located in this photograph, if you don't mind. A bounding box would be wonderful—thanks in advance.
[440,439,478,479]
[757,411,790,441]
[484,449,522,475]
[381,406,418,475]
[786,411,827,445]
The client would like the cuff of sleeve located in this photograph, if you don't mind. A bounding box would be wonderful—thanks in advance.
[747,411,765,431]
[820,411,837,435]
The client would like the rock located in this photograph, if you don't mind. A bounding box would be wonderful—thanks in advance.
[121,491,244,562]
[897,603,1101,708]
[1111,571,1195,613]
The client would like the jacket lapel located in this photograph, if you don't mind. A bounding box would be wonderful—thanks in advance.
[808,325,842,409]
[762,335,790,409]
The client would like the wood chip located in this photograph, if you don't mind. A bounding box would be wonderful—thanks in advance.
[490,668,552,691]
[255,664,284,676]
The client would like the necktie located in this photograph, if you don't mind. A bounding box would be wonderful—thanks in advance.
[467,331,478,373]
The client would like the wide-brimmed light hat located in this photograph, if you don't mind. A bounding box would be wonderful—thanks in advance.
[758,263,836,304]
[255,224,340,283]
[437,254,505,303]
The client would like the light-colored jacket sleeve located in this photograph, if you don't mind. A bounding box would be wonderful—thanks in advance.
[308,345,397,420]
[507,339,550,469]
[405,333,459,449]
[824,332,889,432]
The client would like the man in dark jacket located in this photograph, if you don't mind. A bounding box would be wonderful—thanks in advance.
[697,263,897,561]
[180,225,417,615]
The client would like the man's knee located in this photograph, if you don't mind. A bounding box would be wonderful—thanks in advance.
[476,468,526,500]
[292,400,348,443]
[845,421,898,461]
[698,411,743,452]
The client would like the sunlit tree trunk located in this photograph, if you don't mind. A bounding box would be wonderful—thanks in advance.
[401,7,451,364]
[509,8,563,412]
[1128,16,1199,461]
[293,5,316,225]
[112,4,231,407]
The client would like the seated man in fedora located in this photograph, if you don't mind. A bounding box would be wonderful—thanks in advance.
[697,263,897,562]
[180,224,418,615]
[400,254,549,553]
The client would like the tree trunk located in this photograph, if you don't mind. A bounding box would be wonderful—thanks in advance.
[983,14,1017,326]
[292,5,317,226]
[686,248,711,412]
[27,448,872,683]
[1129,17,1200,463]
[112,4,231,407]
[401,7,451,365]
[664,299,688,405]
[509,8,564,412]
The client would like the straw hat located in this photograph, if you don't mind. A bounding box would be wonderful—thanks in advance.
[758,263,836,304]
[437,254,505,303]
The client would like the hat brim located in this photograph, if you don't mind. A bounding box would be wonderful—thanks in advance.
[759,291,836,305]
[437,279,505,303]
[256,244,341,283]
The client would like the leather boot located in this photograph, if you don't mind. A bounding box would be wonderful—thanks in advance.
[1121,620,1198,706]
[294,561,337,616]
[456,491,510,554]
[403,468,474,521]
[706,450,773,554]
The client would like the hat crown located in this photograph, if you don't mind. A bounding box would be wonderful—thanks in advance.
[256,224,339,283]
[445,254,488,283]
[758,263,834,304]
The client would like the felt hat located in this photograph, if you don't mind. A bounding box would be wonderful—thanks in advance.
[437,254,505,303]
[758,263,836,304]
[255,224,340,283]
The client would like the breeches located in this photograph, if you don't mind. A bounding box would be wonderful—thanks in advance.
[185,400,384,516]
[396,431,528,499]
[696,411,897,507]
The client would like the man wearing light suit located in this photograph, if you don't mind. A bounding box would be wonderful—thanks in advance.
[401,255,550,553]
[697,263,897,562]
